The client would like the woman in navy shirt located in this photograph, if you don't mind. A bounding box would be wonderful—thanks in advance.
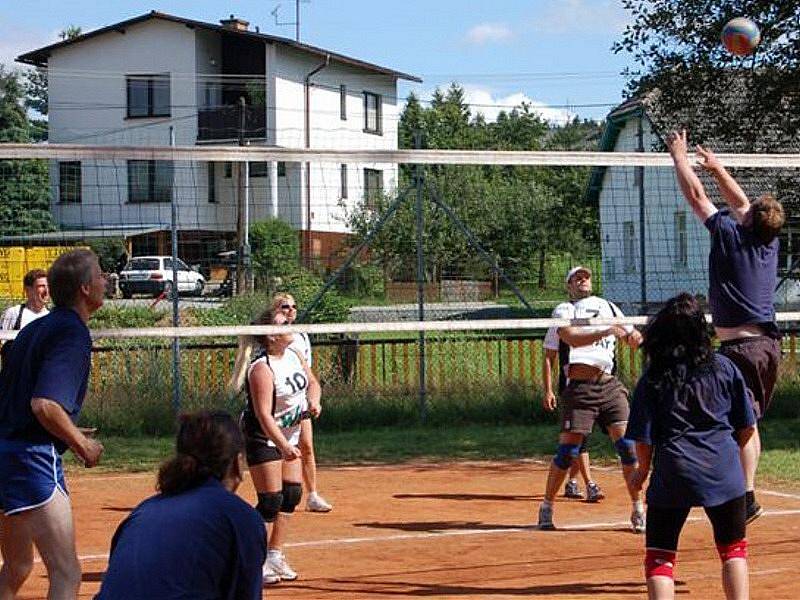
[96,411,266,600]
[627,293,755,600]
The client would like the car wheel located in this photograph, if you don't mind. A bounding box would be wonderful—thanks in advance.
[162,280,174,298]
[122,289,132,299]
[194,280,204,297]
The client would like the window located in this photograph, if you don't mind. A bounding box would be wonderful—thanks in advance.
[364,168,383,207]
[623,221,636,273]
[674,211,688,268]
[224,162,232,178]
[58,161,81,203]
[340,84,347,120]
[126,74,170,118]
[340,164,348,199]
[363,91,382,134]
[128,160,174,203]
[277,162,286,177]
[249,162,269,178]
[207,163,216,203]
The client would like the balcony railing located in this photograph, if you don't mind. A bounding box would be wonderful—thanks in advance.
[197,105,266,141]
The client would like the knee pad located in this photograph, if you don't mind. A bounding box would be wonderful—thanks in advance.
[615,437,637,465]
[280,482,303,513]
[717,539,747,562]
[553,443,580,470]
[256,492,283,523]
[645,549,676,579]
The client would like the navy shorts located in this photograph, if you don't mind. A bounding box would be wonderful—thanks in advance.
[0,441,68,515]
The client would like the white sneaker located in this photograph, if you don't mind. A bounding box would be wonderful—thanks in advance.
[631,508,646,534]
[267,550,298,581]
[306,491,333,513]
[262,561,280,585]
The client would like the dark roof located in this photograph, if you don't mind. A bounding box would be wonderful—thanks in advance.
[16,10,422,82]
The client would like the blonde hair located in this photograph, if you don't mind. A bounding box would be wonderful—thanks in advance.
[227,307,272,395]
[270,293,296,317]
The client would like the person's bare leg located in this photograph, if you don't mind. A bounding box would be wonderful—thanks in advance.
[721,558,749,600]
[578,452,592,487]
[647,576,675,600]
[607,424,640,502]
[567,458,580,483]
[740,425,760,494]
[26,490,81,600]
[544,432,584,502]
[298,419,317,494]
[0,513,35,600]
[269,460,302,551]
[249,461,282,550]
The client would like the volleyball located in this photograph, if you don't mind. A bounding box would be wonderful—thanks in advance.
[722,17,761,56]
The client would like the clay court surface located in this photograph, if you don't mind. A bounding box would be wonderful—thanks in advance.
[12,460,800,599]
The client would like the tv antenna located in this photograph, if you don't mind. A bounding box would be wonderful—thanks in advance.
[271,0,310,42]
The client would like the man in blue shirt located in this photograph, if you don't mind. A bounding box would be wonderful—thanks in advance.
[0,249,106,599]
[668,130,784,523]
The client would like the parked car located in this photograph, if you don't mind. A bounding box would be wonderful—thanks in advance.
[119,256,205,298]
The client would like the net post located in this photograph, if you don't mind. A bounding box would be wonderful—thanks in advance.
[169,126,182,412]
[414,131,427,423]
[637,110,647,310]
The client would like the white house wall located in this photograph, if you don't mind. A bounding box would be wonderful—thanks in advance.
[599,116,710,308]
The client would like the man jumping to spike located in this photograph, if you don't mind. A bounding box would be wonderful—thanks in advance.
[667,130,784,524]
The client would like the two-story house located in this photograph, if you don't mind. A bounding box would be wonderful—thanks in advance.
[17,11,421,267]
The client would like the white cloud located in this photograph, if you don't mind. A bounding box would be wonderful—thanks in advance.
[465,22,513,45]
[530,0,629,34]
[461,85,575,125]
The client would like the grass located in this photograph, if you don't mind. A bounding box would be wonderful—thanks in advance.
[65,419,800,488]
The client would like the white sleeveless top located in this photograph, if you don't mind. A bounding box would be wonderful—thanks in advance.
[543,296,631,374]
[247,349,308,446]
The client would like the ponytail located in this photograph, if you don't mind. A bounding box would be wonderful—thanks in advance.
[228,336,257,395]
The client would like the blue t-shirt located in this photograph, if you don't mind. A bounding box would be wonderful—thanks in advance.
[705,209,779,334]
[96,479,266,600]
[0,308,92,453]
[626,354,755,508]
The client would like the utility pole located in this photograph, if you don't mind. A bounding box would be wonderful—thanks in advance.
[236,97,251,294]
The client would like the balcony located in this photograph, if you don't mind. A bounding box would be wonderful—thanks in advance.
[197,105,266,141]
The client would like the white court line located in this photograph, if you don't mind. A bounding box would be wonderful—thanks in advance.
[46,507,800,565]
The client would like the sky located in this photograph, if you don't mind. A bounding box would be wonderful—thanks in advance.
[0,0,638,124]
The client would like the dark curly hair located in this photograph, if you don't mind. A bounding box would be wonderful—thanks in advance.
[157,411,243,496]
[642,293,713,381]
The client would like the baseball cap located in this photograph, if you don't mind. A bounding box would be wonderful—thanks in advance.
[565,266,592,285]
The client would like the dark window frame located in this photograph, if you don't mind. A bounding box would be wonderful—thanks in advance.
[277,162,286,177]
[127,160,174,204]
[58,161,81,204]
[126,74,171,119]
[208,162,217,203]
[363,168,383,208]
[340,164,348,199]
[363,91,382,135]
[249,162,269,178]
[340,84,347,120]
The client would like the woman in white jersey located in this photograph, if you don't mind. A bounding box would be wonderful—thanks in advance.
[229,310,321,584]
[270,293,332,513]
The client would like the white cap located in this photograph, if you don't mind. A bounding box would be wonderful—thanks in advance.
[565,265,592,285]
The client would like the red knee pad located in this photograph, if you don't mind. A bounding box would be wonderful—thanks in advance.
[717,539,748,562]
[645,549,676,579]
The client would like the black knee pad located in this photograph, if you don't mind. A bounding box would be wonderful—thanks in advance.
[256,491,283,522]
[280,481,303,513]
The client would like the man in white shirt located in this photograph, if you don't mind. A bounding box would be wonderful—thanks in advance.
[536,266,644,532]
[0,269,50,351]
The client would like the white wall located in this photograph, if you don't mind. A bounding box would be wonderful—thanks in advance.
[599,116,710,308]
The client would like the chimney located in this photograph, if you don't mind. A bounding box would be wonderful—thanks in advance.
[220,15,249,31]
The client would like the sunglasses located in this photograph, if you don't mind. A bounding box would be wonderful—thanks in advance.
[280,304,298,310]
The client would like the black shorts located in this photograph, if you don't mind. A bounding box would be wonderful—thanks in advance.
[719,336,781,419]
[240,410,285,466]
[560,375,629,435]
[646,495,746,552]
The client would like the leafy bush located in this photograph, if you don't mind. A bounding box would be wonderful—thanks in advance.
[340,263,385,299]
[87,237,127,273]
[281,270,351,323]
[250,218,300,282]
[90,305,167,329]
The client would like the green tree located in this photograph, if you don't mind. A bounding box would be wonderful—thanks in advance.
[249,218,300,283]
[24,25,81,119]
[0,66,54,235]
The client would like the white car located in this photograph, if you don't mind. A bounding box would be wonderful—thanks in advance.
[119,256,205,298]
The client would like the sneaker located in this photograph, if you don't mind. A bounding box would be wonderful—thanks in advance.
[746,499,763,524]
[630,509,646,534]
[586,482,605,503]
[267,550,298,581]
[564,479,584,499]
[306,492,333,513]
[537,503,555,530]
[262,561,280,585]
